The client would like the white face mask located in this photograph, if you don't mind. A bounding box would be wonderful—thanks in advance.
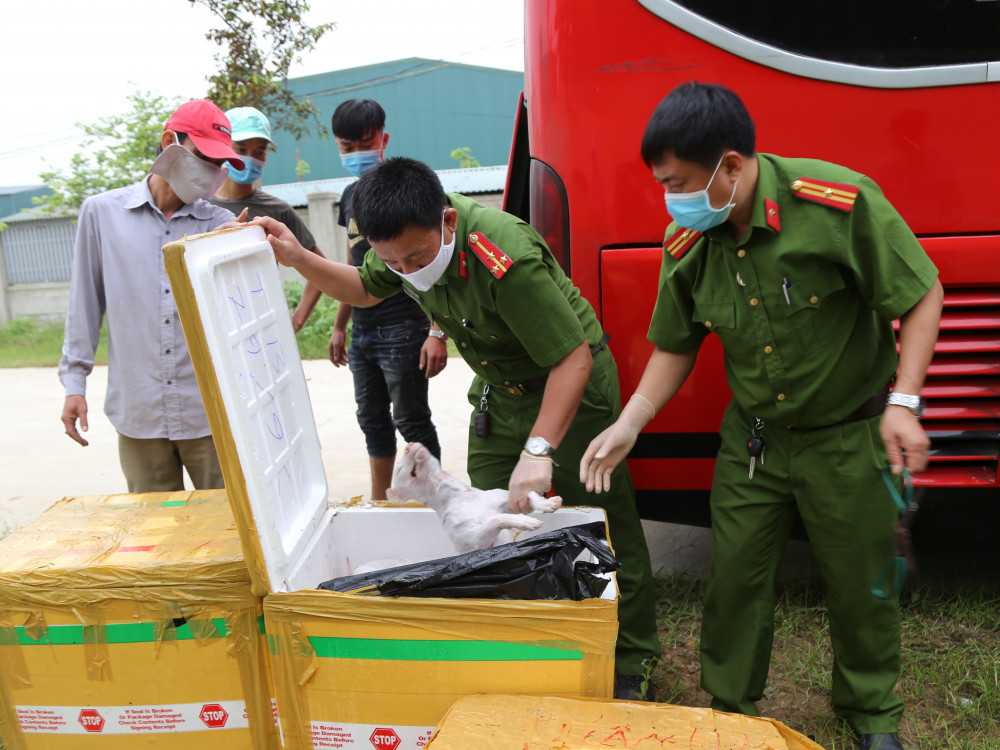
[386,211,456,292]
[149,136,228,204]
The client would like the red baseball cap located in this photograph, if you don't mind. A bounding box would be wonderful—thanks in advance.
[165,100,245,169]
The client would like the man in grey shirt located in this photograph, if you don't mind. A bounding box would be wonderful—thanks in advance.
[59,99,245,492]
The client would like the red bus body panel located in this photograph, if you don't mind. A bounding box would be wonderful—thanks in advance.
[518,0,1000,517]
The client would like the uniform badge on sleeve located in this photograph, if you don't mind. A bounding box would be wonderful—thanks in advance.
[790,177,859,212]
[664,227,702,260]
[468,232,514,279]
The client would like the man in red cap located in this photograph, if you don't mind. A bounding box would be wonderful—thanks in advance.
[60,99,245,492]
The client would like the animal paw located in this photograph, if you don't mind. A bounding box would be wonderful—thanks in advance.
[508,514,543,531]
[486,513,543,532]
[527,491,562,513]
[460,514,544,551]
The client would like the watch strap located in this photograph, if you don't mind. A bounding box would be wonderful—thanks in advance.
[886,391,924,416]
[524,436,555,457]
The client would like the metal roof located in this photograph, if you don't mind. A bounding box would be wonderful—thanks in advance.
[263,165,507,208]
[267,58,523,185]
[0,185,47,196]
[0,207,76,223]
[0,185,52,220]
[0,165,506,220]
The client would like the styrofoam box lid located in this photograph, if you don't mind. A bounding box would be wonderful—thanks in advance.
[177,225,616,597]
[182,226,329,592]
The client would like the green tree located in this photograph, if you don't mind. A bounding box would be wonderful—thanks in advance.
[33,2,333,212]
[450,147,482,169]
[191,0,334,139]
[295,157,311,182]
[33,89,181,213]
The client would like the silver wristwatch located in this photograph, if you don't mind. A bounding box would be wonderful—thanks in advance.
[524,436,555,457]
[428,329,448,341]
[886,391,925,418]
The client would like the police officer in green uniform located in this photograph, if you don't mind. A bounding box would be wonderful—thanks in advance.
[581,84,942,750]
[252,156,661,700]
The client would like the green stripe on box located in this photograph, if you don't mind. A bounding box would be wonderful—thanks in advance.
[306,637,582,662]
[10,618,227,646]
[79,498,218,509]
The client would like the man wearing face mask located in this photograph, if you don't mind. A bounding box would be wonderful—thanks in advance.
[250,156,662,701]
[210,106,328,333]
[580,83,942,750]
[60,99,244,493]
[327,99,444,502]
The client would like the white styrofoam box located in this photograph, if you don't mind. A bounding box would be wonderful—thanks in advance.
[177,226,615,598]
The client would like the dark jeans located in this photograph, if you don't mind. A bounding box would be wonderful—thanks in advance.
[348,319,441,459]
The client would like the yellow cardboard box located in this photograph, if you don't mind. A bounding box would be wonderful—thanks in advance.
[165,227,620,750]
[426,694,827,749]
[263,507,618,750]
[0,490,278,749]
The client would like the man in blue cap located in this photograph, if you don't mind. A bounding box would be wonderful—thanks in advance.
[211,105,328,332]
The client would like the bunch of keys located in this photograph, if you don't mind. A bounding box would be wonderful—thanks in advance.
[746,417,765,479]
[474,384,490,438]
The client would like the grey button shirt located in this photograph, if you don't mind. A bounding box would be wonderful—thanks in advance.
[59,177,235,439]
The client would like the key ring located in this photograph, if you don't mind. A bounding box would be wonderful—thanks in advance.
[871,467,920,599]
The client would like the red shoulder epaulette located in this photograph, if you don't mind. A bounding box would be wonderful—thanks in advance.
[663,227,702,260]
[468,232,513,279]
[790,177,859,212]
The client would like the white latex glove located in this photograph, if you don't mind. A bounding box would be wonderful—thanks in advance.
[580,394,656,494]
[509,452,554,513]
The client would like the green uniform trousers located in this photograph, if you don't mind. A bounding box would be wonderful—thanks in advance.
[701,399,904,734]
[465,350,661,677]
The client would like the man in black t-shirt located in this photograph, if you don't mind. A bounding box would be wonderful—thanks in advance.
[330,99,444,500]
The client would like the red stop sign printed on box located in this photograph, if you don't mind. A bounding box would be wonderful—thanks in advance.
[199,703,229,728]
[78,708,105,733]
[370,727,401,749]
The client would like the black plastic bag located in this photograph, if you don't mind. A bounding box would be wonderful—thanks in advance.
[318,521,620,601]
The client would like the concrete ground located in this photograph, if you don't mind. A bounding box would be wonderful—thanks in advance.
[0,358,818,579]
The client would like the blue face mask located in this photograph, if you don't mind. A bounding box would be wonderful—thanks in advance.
[340,149,383,178]
[663,155,738,231]
[227,156,265,185]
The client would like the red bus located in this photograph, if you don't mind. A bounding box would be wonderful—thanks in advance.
[505,0,1000,526]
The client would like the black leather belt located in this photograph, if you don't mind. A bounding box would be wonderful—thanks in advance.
[501,333,611,395]
[842,382,891,423]
[590,331,611,357]
[788,382,890,429]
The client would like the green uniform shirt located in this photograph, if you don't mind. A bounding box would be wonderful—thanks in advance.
[648,153,938,428]
[359,192,604,386]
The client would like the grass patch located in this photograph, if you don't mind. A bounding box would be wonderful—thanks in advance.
[650,573,1000,749]
[0,317,107,368]
[0,282,454,367]
[284,280,347,360]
